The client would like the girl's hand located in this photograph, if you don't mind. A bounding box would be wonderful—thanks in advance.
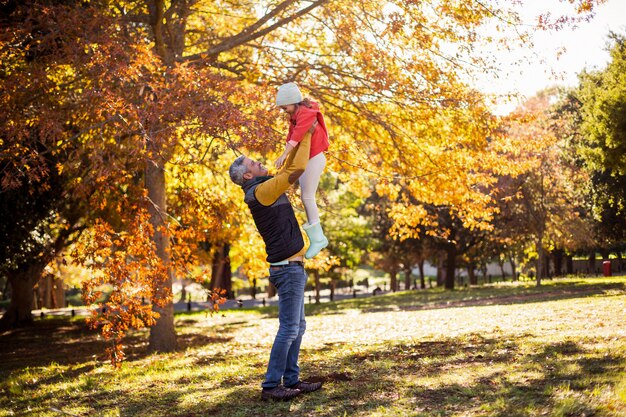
[275,121,316,168]
[275,154,287,169]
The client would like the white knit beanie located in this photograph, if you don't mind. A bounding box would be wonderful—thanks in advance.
[276,82,303,106]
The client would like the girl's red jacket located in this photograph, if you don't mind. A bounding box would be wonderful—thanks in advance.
[286,101,329,158]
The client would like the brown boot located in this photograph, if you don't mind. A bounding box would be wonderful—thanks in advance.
[261,385,301,401]
[286,380,323,393]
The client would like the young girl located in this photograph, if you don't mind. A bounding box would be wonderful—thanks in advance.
[274,82,330,259]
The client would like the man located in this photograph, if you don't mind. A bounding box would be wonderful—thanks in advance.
[228,123,323,401]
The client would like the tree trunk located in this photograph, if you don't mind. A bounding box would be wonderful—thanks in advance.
[146,159,176,353]
[313,270,320,304]
[588,252,596,275]
[498,259,506,281]
[43,273,52,308]
[0,262,46,330]
[467,262,477,286]
[210,244,225,290]
[536,239,545,286]
[35,273,64,309]
[565,254,574,275]
[418,259,425,289]
[445,244,456,290]
[210,243,233,297]
[436,257,445,287]
[553,248,564,277]
[480,264,488,284]
[51,277,64,309]
[1,278,9,301]
[389,270,397,292]
[267,281,276,298]
[509,255,517,281]
[329,278,335,302]
[222,244,232,297]
[144,0,188,352]
[179,279,187,303]
[404,266,412,290]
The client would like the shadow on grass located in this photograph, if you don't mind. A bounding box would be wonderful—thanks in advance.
[177,333,234,351]
[328,335,625,417]
[201,375,396,417]
[0,317,238,377]
[0,318,106,374]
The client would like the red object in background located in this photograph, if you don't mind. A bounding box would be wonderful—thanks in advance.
[603,260,612,277]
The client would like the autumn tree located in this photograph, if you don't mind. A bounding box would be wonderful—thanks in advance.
[488,175,536,280]
[1,1,263,354]
[0,143,86,329]
[364,189,433,291]
[420,207,472,290]
[0,1,105,328]
[364,191,404,292]
[501,90,594,284]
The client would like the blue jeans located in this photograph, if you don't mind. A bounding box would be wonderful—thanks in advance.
[262,263,307,388]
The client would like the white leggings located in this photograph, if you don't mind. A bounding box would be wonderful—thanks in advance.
[299,152,326,225]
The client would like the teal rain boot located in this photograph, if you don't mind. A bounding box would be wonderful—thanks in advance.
[303,221,329,259]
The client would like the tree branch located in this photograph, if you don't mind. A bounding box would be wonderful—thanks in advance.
[181,0,328,63]
[149,0,172,64]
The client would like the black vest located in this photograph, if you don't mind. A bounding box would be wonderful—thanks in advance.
[242,176,304,263]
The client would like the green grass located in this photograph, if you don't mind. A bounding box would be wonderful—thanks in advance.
[2,277,626,416]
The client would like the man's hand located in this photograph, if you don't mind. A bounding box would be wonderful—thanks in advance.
[275,153,287,169]
[275,121,317,169]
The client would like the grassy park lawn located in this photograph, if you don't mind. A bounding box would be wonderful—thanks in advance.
[2,277,626,416]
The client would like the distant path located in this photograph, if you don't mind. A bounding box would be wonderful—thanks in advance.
[14,278,625,319]
[18,285,381,318]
